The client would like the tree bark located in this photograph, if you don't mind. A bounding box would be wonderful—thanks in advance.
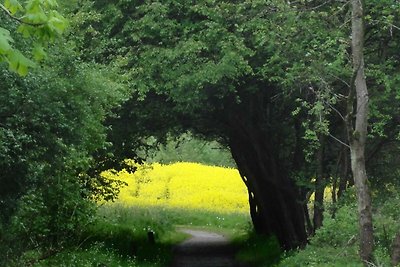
[337,143,350,199]
[338,125,351,199]
[313,135,325,232]
[293,118,313,235]
[391,233,400,266]
[347,0,374,263]
[228,113,307,250]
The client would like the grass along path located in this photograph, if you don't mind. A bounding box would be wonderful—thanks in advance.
[96,162,268,266]
[38,161,395,266]
[98,162,253,266]
[36,162,282,266]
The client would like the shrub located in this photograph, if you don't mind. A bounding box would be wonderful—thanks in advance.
[278,188,400,267]
[0,45,127,264]
[311,204,358,247]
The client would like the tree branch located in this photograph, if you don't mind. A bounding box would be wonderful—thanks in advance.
[370,19,400,31]
[0,4,45,27]
[329,133,350,148]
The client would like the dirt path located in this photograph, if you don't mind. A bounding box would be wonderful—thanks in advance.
[169,229,249,267]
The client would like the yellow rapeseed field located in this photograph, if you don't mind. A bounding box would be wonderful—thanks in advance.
[102,162,249,213]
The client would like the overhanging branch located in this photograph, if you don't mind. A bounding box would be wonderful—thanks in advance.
[0,4,45,27]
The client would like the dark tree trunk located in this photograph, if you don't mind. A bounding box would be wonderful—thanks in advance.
[247,188,264,233]
[313,135,325,232]
[337,143,350,199]
[337,120,351,199]
[303,201,313,236]
[293,118,313,235]
[228,114,307,250]
[391,233,400,266]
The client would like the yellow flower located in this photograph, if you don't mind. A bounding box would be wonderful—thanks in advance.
[102,162,249,213]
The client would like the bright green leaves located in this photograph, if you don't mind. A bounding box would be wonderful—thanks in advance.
[0,27,12,54]
[0,0,67,75]
[4,0,23,15]
[16,10,67,41]
[0,27,34,75]
[47,10,67,35]
[8,50,35,76]
[0,24,36,75]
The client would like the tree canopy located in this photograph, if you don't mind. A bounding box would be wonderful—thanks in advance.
[1,0,400,265]
[73,0,400,250]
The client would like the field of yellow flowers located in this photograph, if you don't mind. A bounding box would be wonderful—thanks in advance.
[102,162,249,213]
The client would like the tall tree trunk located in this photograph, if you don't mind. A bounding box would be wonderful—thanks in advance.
[337,145,350,198]
[347,0,374,263]
[391,233,400,266]
[228,116,307,250]
[293,118,313,235]
[338,126,351,199]
[313,135,325,232]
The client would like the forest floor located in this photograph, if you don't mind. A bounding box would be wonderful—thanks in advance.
[169,229,250,267]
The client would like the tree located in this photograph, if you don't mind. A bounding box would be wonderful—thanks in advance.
[0,0,67,75]
[0,38,128,264]
[392,233,400,266]
[74,0,343,249]
[347,0,374,262]
[70,0,400,253]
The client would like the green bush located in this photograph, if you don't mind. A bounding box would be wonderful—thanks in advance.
[277,189,400,267]
[277,203,362,266]
[0,41,127,264]
[277,245,362,267]
[9,180,95,250]
[311,204,358,247]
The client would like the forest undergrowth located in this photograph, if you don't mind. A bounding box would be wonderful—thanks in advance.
[11,162,400,267]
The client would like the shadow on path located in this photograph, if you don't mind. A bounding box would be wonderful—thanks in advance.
[169,229,250,267]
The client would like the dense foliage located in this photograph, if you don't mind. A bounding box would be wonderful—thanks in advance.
[1,0,400,265]
[0,31,128,267]
[76,0,400,258]
[140,132,235,167]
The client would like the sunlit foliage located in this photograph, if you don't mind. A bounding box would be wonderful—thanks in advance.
[102,162,249,213]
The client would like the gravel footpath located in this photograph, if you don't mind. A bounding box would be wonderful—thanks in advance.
[169,229,250,267]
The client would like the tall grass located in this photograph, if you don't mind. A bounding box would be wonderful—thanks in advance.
[36,201,251,266]
[36,162,254,266]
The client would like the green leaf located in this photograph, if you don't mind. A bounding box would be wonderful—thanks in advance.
[32,44,46,61]
[0,27,13,54]
[1,0,66,75]
[17,24,31,38]
[7,50,36,76]
[43,0,58,8]
[47,11,68,35]
[4,0,24,15]
[23,10,48,24]
[24,0,40,13]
